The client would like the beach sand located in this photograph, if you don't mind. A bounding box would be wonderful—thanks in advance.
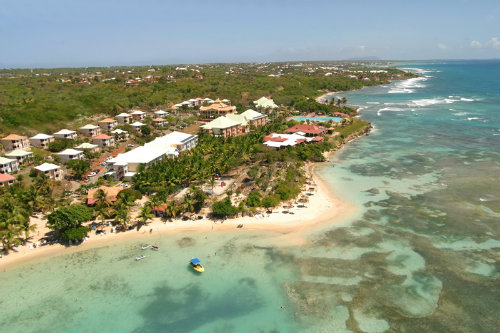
[0,162,358,268]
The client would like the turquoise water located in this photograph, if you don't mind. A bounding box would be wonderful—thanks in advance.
[293,116,343,122]
[1,61,499,332]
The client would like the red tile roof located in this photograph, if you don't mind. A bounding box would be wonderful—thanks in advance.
[0,174,15,182]
[92,134,113,139]
[285,124,327,134]
[87,186,123,205]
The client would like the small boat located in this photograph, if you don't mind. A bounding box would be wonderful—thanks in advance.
[141,244,151,250]
[136,254,146,261]
[189,258,204,272]
[151,245,159,251]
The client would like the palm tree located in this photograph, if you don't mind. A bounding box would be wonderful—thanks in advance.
[164,201,179,220]
[182,193,195,214]
[341,97,347,106]
[138,203,154,225]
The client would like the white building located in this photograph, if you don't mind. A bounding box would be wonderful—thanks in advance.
[130,121,146,132]
[130,110,146,120]
[53,129,77,140]
[29,133,54,149]
[57,148,84,163]
[79,124,101,137]
[0,157,19,174]
[116,113,132,124]
[5,149,34,164]
[35,163,63,180]
[154,110,168,118]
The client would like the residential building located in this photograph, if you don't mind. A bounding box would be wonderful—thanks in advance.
[92,134,115,147]
[87,186,123,205]
[98,118,118,131]
[0,173,15,186]
[0,157,19,174]
[130,110,146,120]
[57,148,84,163]
[253,96,278,109]
[29,133,54,149]
[201,117,243,138]
[75,143,100,153]
[53,129,77,140]
[1,134,30,151]
[79,124,101,137]
[146,131,198,152]
[130,121,145,132]
[111,129,129,141]
[263,133,323,149]
[35,163,63,180]
[154,110,168,118]
[285,124,327,137]
[5,149,34,164]
[152,118,167,127]
[199,101,236,119]
[116,113,132,124]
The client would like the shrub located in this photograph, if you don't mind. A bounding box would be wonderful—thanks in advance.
[61,226,91,242]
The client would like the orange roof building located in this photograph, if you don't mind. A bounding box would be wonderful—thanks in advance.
[1,134,30,151]
[199,102,236,119]
[87,186,123,205]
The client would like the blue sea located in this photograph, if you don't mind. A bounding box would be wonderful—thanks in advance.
[0,60,499,333]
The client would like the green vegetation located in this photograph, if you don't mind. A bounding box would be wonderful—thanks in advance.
[47,204,93,232]
[336,118,371,139]
[211,197,239,217]
[66,159,90,179]
[0,63,414,133]
[48,138,72,152]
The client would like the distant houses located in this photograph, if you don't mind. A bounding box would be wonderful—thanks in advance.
[98,118,118,131]
[35,163,63,180]
[199,100,236,119]
[116,113,132,124]
[75,142,100,153]
[92,134,115,147]
[130,110,146,120]
[53,129,77,140]
[0,157,19,174]
[79,124,101,137]
[29,133,54,149]
[1,134,30,151]
[253,96,278,110]
[57,149,84,163]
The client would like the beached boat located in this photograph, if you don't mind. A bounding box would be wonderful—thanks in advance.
[189,258,204,272]
[151,245,159,251]
[141,244,151,250]
[136,254,146,261]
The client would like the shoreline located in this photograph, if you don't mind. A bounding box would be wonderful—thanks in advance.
[0,162,359,269]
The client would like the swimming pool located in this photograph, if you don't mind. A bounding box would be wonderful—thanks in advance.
[293,116,343,122]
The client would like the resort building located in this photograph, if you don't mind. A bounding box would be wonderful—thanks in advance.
[130,110,146,120]
[199,101,236,119]
[253,96,278,110]
[201,110,267,138]
[146,131,198,153]
[116,113,132,124]
[92,134,115,147]
[1,134,30,151]
[285,124,327,137]
[29,133,54,149]
[35,163,63,180]
[130,121,145,132]
[87,186,123,205]
[108,131,197,180]
[263,133,323,149]
[53,129,77,140]
[5,149,34,164]
[75,142,100,153]
[111,129,129,141]
[154,110,168,118]
[201,117,243,138]
[0,173,15,187]
[79,124,101,137]
[98,118,118,131]
[152,118,167,127]
[57,148,84,163]
[0,157,19,174]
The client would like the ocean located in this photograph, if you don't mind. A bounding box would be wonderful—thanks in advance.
[1,60,499,333]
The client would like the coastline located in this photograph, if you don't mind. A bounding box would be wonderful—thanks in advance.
[0,162,359,269]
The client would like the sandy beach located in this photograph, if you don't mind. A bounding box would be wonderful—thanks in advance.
[0,162,358,268]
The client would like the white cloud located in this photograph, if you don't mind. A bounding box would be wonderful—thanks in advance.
[358,45,366,52]
[486,37,500,49]
[438,43,448,50]
[470,40,482,48]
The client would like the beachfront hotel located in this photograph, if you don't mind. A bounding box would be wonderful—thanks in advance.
[263,133,323,149]
[201,109,268,138]
[1,134,30,151]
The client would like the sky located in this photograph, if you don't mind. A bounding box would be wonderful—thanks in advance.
[1,0,499,68]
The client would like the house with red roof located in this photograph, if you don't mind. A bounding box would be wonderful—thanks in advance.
[285,124,327,137]
[0,173,15,186]
[92,134,115,147]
